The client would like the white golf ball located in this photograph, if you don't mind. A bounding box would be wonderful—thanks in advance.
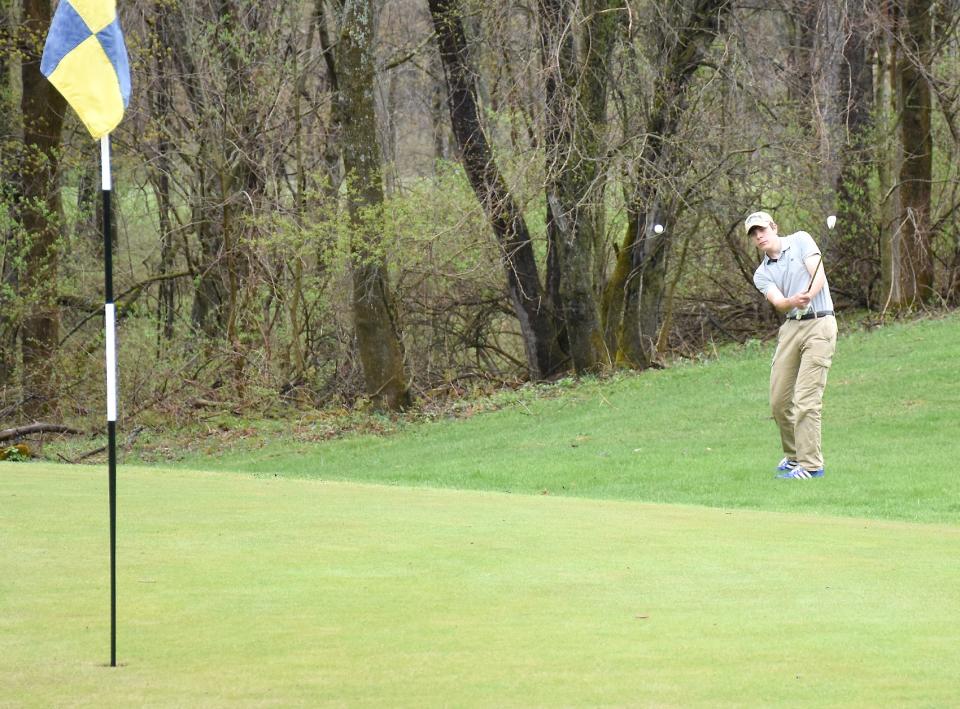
[827,215,837,229]
[653,224,664,234]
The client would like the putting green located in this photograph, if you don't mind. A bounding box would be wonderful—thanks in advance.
[2,463,958,706]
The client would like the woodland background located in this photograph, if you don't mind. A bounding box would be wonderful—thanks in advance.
[2,0,958,428]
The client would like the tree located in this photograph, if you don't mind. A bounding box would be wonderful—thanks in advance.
[602,0,731,369]
[887,0,934,307]
[18,0,66,415]
[538,0,619,372]
[146,0,178,345]
[429,0,564,380]
[830,0,879,308]
[335,0,411,410]
[1,0,17,387]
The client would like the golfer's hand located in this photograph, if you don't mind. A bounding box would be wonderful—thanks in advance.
[790,292,812,310]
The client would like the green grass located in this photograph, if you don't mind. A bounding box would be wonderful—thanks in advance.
[4,313,960,705]
[168,312,960,524]
[3,464,959,707]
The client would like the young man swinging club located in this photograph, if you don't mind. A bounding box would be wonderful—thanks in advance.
[747,211,837,479]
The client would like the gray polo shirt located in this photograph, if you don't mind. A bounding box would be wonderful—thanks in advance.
[753,231,833,319]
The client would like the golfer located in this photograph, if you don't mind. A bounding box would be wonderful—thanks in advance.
[747,211,837,479]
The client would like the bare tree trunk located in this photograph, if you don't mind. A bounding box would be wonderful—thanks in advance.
[889,0,934,308]
[429,0,563,380]
[786,0,818,110]
[171,2,263,394]
[613,200,669,368]
[156,4,230,340]
[831,1,879,308]
[316,0,343,198]
[336,0,410,411]
[189,168,228,337]
[817,0,844,187]
[581,0,618,306]
[0,0,18,387]
[19,0,66,416]
[286,9,316,385]
[540,0,579,367]
[149,0,177,345]
[602,0,730,368]
[877,0,899,305]
[430,50,451,163]
[538,0,616,373]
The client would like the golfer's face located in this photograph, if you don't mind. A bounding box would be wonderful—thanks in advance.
[751,224,775,250]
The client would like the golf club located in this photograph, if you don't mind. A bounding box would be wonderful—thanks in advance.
[805,214,835,293]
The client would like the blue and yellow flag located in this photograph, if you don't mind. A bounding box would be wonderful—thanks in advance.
[41,0,131,139]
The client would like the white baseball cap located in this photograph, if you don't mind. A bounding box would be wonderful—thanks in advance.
[744,211,774,234]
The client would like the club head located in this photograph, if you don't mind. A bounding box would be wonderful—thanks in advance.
[653,224,664,234]
[827,215,837,230]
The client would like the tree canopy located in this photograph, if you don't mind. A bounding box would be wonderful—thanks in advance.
[1,0,957,420]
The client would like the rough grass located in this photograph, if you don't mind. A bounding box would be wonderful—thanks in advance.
[166,312,960,524]
[2,464,959,707]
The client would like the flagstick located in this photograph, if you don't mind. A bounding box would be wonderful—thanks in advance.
[101,135,118,668]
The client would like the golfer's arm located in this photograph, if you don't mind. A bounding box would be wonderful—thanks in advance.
[805,253,827,297]
[765,287,797,313]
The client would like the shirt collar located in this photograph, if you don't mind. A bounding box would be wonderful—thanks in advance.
[766,236,791,264]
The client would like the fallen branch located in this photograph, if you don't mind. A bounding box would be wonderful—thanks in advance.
[58,426,145,464]
[0,423,82,443]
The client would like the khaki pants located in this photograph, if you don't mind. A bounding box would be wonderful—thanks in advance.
[770,316,837,470]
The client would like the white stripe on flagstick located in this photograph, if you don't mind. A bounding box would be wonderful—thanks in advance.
[105,303,117,422]
[101,136,112,191]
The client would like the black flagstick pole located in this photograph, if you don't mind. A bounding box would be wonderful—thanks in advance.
[101,135,118,668]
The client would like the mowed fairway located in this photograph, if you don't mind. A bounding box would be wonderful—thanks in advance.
[3,464,959,707]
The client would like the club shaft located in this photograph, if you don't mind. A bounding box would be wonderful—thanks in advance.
[806,254,822,293]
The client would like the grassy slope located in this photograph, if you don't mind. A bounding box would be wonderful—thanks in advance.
[173,313,960,524]
[2,464,959,707]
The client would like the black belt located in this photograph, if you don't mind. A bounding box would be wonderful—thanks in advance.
[790,309,834,321]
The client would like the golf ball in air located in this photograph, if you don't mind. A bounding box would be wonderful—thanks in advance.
[653,224,664,234]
